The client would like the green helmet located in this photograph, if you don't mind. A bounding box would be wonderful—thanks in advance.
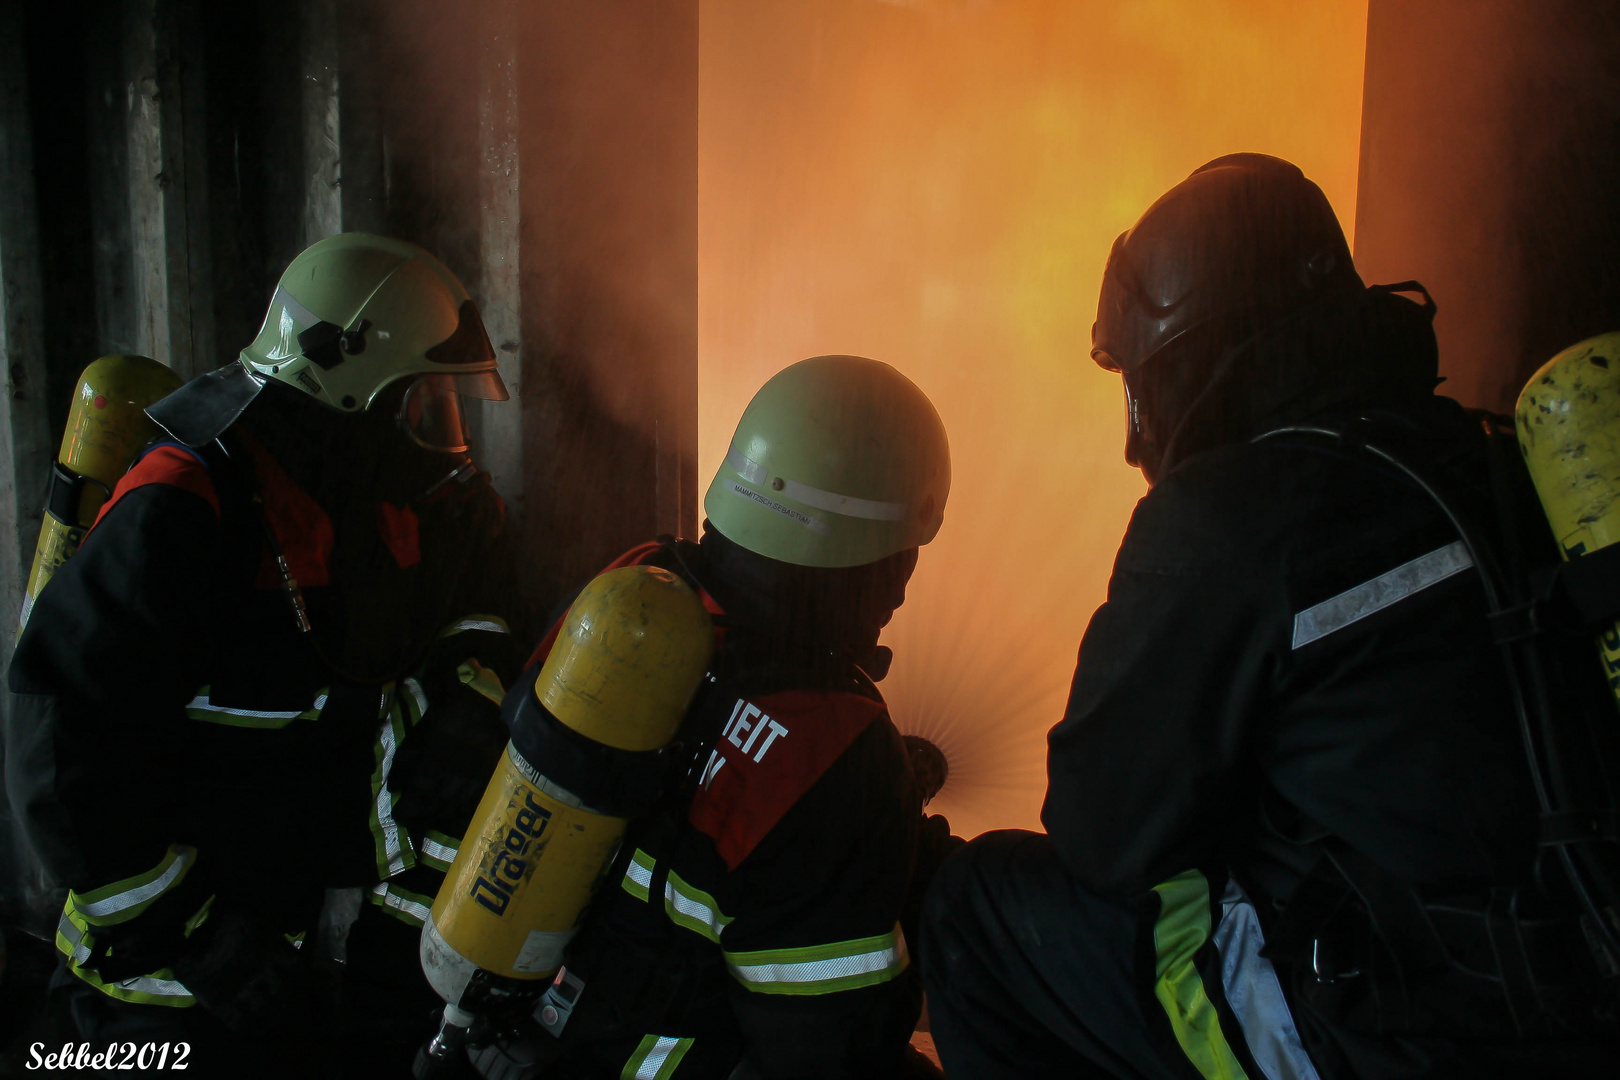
[704,355,950,568]
[148,233,507,449]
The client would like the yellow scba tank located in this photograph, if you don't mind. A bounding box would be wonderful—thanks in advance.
[18,355,182,635]
[419,564,713,1018]
[1516,330,1620,709]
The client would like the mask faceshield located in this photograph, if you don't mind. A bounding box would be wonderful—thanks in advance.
[396,371,505,453]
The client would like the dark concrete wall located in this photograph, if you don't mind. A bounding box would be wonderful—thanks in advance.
[1355,0,1620,414]
[0,0,696,929]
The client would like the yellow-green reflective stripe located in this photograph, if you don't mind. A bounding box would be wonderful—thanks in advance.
[621,1035,693,1080]
[67,961,195,1007]
[56,911,91,964]
[622,849,655,902]
[370,882,433,926]
[71,843,196,925]
[664,871,731,943]
[1151,871,1250,1080]
[184,686,327,727]
[404,677,428,723]
[370,703,416,877]
[457,659,507,706]
[420,831,460,871]
[724,924,908,995]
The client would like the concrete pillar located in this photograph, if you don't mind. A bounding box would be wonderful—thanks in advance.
[477,0,525,517]
[301,0,344,245]
[1354,0,1620,412]
[0,0,55,927]
[123,0,215,380]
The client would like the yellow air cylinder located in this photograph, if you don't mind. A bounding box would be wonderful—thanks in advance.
[18,355,182,635]
[1516,330,1620,709]
[420,564,714,1011]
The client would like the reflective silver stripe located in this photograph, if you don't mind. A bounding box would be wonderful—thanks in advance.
[626,856,654,892]
[185,693,327,720]
[1292,541,1473,649]
[403,677,428,720]
[76,846,194,921]
[1212,879,1322,1080]
[372,883,432,925]
[626,1035,690,1080]
[375,718,409,875]
[420,835,459,866]
[727,444,908,522]
[113,973,193,998]
[271,284,321,332]
[728,934,905,987]
[58,913,91,964]
[444,618,509,636]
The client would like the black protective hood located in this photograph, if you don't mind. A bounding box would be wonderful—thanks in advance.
[1140,282,1441,482]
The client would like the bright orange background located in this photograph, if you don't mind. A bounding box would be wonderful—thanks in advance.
[698,0,1369,838]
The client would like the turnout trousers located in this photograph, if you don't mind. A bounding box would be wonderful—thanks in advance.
[921,831,1323,1080]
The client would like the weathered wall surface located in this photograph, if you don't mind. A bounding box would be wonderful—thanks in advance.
[1355,0,1620,413]
[0,0,695,929]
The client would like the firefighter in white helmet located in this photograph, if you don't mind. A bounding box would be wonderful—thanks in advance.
[8,233,524,1072]
[458,355,951,1079]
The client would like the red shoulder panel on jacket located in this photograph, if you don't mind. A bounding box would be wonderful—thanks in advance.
[690,689,886,870]
[86,444,219,539]
[525,541,723,668]
[242,435,334,589]
[377,502,422,569]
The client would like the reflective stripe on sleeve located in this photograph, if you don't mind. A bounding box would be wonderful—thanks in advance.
[1151,870,1255,1080]
[56,911,91,964]
[70,844,196,926]
[109,973,195,1000]
[1211,878,1321,1080]
[419,831,461,872]
[438,615,511,638]
[457,659,507,706]
[370,882,433,927]
[402,677,429,724]
[621,849,655,903]
[68,963,196,1007]
[663,871,732,943]
[369,693,416,878]
[185,686,328,728]
[723,923,908,995]
[620,1035,694,1080]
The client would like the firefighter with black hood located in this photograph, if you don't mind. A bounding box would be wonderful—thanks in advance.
[455,355,950,1080]
[7,234,524,1071]
[921,154,1620,1078]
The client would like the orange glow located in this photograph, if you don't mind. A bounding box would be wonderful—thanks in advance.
[699,0,1368,838]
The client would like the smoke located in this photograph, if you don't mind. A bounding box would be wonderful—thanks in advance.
[699,0,1368,838]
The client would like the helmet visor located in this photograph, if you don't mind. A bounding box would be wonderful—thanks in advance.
[397,373,499,453]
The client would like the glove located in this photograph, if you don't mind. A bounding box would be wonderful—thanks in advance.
[171,908,312,1035]
[390,677,511,833]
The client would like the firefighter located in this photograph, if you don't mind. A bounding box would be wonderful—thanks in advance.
[6,233,523,1073]
[921,155,1619,1078]
[466,355,950,1079]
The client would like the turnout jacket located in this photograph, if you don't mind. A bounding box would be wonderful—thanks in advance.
[1041,396,1549,1071]
[7,431,516,1008]
[537,542,923,1080]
